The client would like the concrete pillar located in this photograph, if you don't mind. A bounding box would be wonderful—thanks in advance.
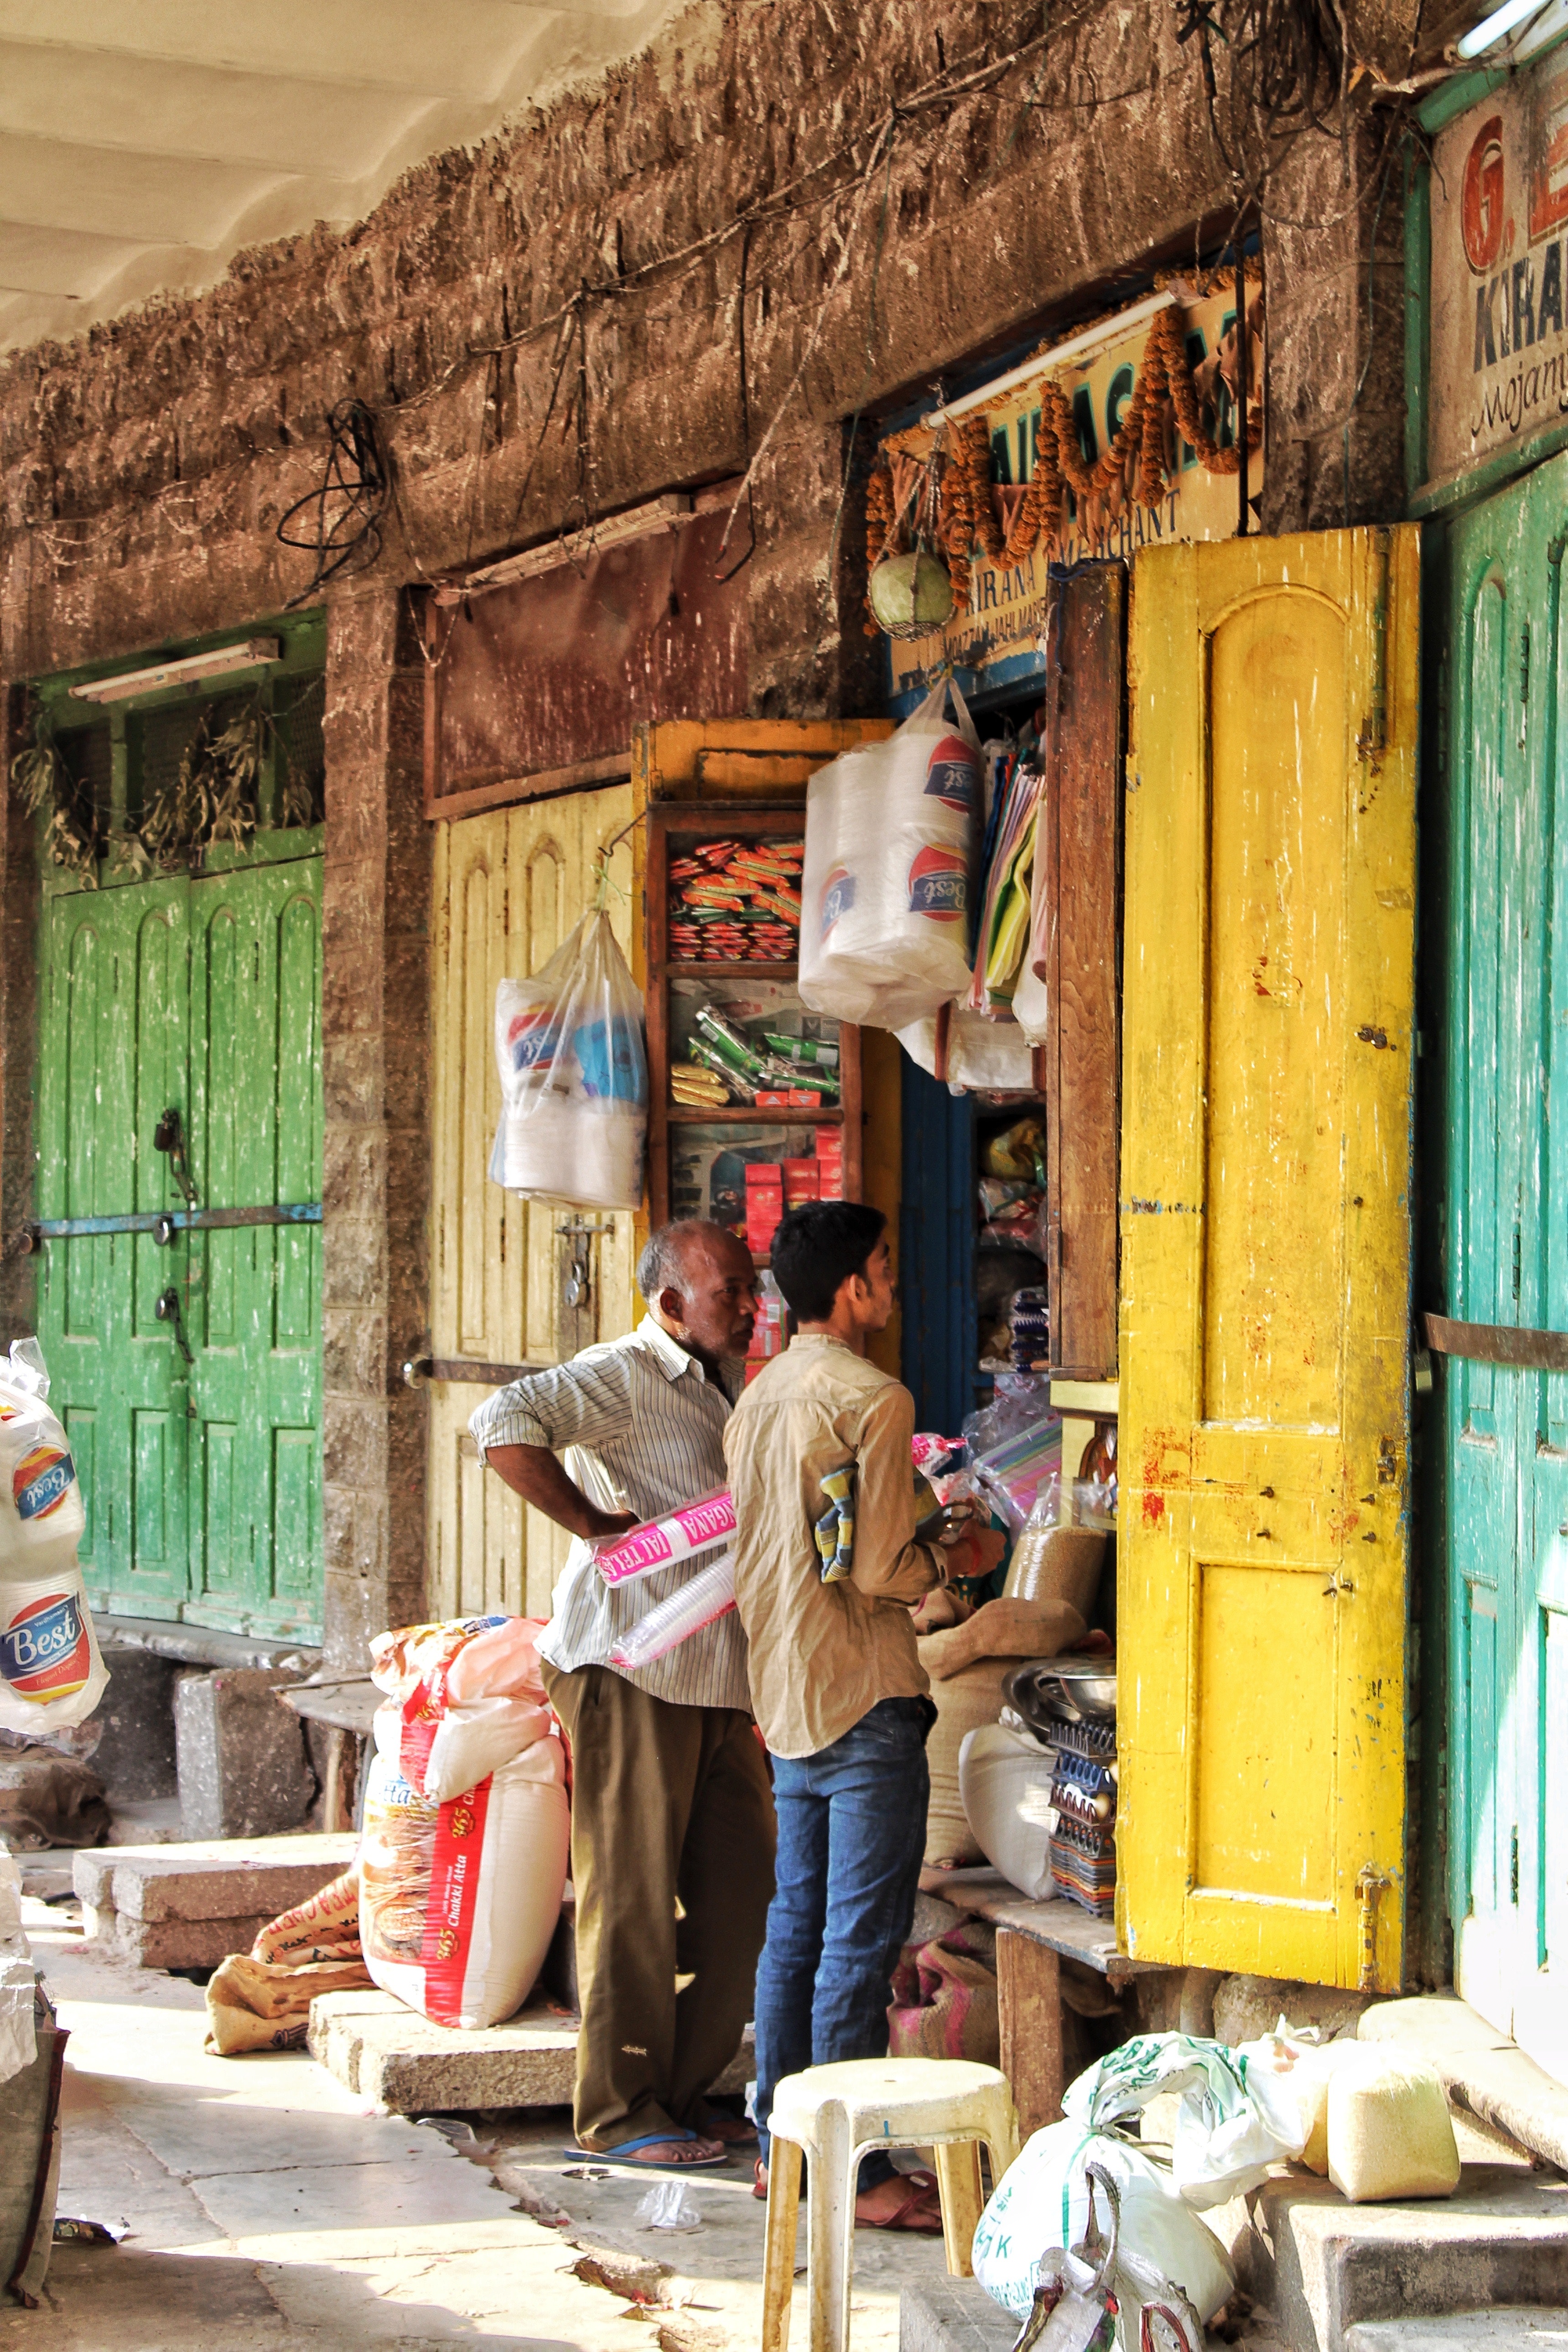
[320,587,432,1674]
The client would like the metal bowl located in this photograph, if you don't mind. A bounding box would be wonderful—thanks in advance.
[1038,1657,1117,1721]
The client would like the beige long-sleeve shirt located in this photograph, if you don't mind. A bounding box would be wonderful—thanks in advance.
[722,1332,942,1758]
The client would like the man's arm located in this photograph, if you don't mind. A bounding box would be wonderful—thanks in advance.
[469,1355,641,1543]
[849,1387,946,1605]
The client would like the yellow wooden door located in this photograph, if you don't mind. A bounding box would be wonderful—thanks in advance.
[428,786,637,1620]
[1118,527,1417,1992]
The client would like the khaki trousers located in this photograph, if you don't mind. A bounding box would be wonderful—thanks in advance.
[542,1660,776,2152]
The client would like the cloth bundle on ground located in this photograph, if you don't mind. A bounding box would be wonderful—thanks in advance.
[205,1867,371,2055]
[358,1614,569,2030]
[920,1601,1086,1869]
[0,1744,109,1851]
[887,1913,1000,2066]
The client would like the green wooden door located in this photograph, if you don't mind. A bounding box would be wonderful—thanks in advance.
[36,859,323,1641]
[1443,453,1568,2083]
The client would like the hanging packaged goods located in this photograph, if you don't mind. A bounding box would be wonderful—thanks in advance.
[870,275,1262,704]
[490,907,649,1213]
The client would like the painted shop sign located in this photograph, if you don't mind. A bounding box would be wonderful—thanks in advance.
[1430,47,1568,481]
[881,278,1261,706]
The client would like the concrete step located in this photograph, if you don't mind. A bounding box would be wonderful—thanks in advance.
[75,1832,355,1969]
[1345,2316,1568,2348]
[1361,1993,1568,2176]
[308,1986,752,2116]
[1227,2163,1568,2352]
[899,2277,1016,2352]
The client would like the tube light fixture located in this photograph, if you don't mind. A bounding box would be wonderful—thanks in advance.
[1457,0,1553,55]
[68,638,282,705]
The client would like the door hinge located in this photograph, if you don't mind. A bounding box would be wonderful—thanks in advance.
[1356,1864,1389,1991]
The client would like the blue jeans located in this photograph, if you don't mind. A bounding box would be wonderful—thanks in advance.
[753,1696,932,2187]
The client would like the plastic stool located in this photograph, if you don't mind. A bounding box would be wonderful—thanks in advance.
[760,2056,1018,2352]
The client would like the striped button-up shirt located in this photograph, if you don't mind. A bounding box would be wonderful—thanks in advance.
[468,1318,751,1711]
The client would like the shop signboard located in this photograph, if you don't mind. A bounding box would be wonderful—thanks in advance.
[881,280,1259,706]
[1429,44,1568,486]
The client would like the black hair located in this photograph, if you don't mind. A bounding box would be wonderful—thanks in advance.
[770,1201,887,1323]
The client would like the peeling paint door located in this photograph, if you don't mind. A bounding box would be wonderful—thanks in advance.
[1119,529,1417,1990]
[428,788,637,1620]
[36,858,324,1637]
[1442,454,1568,2081]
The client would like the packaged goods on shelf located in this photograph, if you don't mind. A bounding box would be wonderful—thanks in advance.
[800,677,981,1028]
[669,837,803,962]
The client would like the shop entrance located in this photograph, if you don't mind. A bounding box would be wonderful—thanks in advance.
[1439,450,1568,2081]
[36,856,324,1640]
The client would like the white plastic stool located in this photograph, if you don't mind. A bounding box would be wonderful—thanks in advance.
[760,2056,1018,2352]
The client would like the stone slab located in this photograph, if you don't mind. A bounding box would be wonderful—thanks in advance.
[1232,2164,1568,2352]
[94,1614,321,1674]
[74,1834,355,1922]
[899,2277,1018,2352]
[87,1909,275,1969]
[1361,1994,1568,2176]
[174,1667,313,1840]
[91,1643,180,1802]
[308,1987,752,2116]
[1345,2316,1568,2349]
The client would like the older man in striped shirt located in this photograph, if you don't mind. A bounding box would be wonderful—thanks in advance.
[471,1219,772,2169]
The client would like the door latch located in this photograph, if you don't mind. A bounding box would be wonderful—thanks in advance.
[155,1286,194,1366]
[1356,1864,1389,1991]
[153,1108,198,1208]
[556,1220,598,1312]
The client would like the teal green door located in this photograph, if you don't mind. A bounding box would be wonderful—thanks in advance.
[1443,452,1568,2083]
[36,860,323,1641]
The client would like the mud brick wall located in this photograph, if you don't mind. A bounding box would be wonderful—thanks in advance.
[0,0,1426,1655]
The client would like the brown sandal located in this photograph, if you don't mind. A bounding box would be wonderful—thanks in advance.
[854,2169,944,2233]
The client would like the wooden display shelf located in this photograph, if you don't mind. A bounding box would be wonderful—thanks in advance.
[645,799,862,1229]
[666,1104,841,1125]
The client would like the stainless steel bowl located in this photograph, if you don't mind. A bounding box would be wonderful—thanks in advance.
[1039,1657,1117,1720]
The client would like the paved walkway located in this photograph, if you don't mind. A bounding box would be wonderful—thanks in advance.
[18,1894,953,2350]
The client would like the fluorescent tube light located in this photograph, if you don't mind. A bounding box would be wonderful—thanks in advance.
[1458,0,1552,56]
[68,639,281,705]
[434,494,694,606]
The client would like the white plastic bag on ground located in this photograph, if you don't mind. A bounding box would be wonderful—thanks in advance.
[0,1340,107,1732]
[1061,2031,1307,2207]
[958,1721,1058,1900]
[800,678,980,1029]
[491,908,647,1210]
[972,2120,1235,2328]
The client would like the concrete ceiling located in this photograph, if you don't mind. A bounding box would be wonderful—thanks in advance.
[0,0,676,354]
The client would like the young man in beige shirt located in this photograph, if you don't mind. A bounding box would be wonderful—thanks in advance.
[723,1201,1003,2227]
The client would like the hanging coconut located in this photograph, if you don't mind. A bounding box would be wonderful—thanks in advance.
[869,549,955,641]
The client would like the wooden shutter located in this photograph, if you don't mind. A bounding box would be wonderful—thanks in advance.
[1118,528,1417,1991]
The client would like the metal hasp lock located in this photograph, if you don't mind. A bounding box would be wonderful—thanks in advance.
[152,1107,198,1208]
[557,1220,596,1311]
[155,1287,194,1366]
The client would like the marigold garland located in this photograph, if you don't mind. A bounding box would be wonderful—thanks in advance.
[865,296,1263,635]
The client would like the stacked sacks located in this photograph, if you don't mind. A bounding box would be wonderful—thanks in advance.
[918,1599,1086,1870]
[358,1616,569,2030]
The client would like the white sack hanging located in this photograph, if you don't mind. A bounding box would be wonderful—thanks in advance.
[799,677,981,1030]
[490,907,647,1212]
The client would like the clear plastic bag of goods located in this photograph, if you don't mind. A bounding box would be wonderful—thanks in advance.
[0,1340,107,1733]
[369,1614,552,1804]
[896,1007,1035,1092]
[1325,2046,1460,2203]
[959,1721,1059,1899]
[1004,1480,1106,1619]
[1234,2025,1366,2175]
[608,1553,735,1672]
[358,1712,568,2030]
[491,908,647,1211]
[1061,2031,1308,2207]
[799,677,981,1029]
[972,2120,1235,2328]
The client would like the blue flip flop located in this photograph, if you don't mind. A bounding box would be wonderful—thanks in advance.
[561,2130,728,2169]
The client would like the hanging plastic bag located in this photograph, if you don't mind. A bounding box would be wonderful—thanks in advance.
[799,677,981,1029]
[896,1007,1035,1092]
[491,908,647,1211]
[0,1340,108,1733]
[1060,2031,1308,2207]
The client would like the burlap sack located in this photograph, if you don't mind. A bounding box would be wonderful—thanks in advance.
[888,1919,1000,2065]
[204,1950,373,2056]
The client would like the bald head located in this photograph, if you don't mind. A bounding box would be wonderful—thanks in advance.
[637,1219,759,1366]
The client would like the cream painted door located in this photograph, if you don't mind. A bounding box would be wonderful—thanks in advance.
[428,787,638,1620]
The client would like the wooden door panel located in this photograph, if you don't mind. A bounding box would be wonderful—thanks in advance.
[1120,528,1417,1990]
[428,788,636,1620]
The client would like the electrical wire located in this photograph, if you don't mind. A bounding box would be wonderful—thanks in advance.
[274,399,389,607]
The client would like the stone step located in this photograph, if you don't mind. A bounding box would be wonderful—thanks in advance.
[899,2278,1017,2352]
[1225,2163,1568,2352]
[308,1986,752,2116]
[75,1832,356,1970]
[1345,2316,1568,2348]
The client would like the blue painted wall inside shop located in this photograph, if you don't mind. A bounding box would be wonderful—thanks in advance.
[898,1058,976,1437]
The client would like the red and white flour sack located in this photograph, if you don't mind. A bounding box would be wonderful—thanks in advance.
[358,1616,569,2029]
